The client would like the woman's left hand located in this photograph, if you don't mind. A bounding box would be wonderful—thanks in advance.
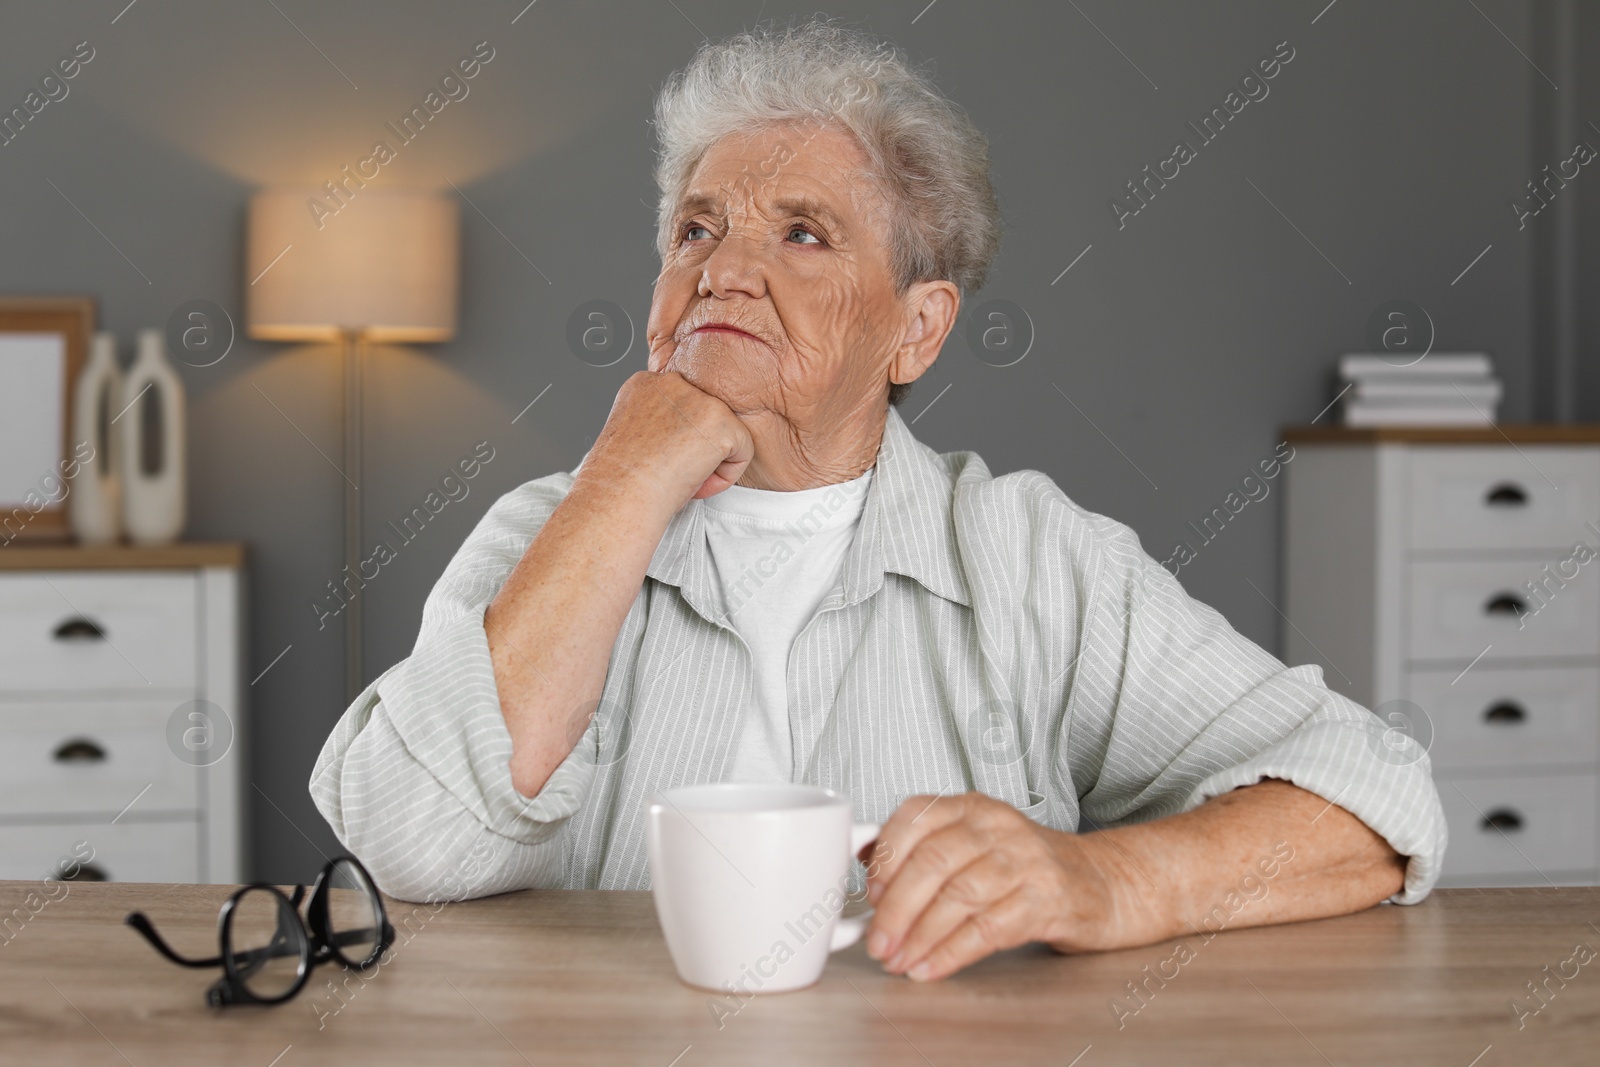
[862,792,1151,981]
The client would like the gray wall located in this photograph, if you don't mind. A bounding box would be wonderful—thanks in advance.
[0,0,1568,881]
[1569,1,1600,422]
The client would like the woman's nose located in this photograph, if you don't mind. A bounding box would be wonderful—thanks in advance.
[698,229,769,300]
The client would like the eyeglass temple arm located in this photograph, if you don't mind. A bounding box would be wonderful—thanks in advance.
[124,912,224,969]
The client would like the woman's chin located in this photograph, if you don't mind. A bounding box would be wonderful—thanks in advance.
[671,365,762,412]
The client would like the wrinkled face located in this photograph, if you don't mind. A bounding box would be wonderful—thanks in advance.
[646,123,910,426]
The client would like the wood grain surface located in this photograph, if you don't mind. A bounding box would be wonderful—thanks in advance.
[0,881,1595,1066]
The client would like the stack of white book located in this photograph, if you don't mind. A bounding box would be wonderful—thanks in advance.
[1338,353,1500,427]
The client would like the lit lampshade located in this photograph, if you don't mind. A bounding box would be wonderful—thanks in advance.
[245,189,459,342]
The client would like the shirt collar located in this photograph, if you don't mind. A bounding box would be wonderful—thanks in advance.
[644,403,972,625]
[853,403,972,608]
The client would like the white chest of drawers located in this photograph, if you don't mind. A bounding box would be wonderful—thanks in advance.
[0,543,246,884]
[1283,426,1600,887]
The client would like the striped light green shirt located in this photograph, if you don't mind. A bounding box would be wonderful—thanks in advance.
[311,405,1446,903]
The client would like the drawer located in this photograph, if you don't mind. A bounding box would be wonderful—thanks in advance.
[1407,666,1600,771]
[1407,447,1600,551]
[0,818,200,882]
[1407,558,1600,661]
[1437,773,1598,879]
[0,701,201,816]
[0,572,197,691]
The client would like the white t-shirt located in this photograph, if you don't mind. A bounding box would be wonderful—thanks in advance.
[701,468,874,782]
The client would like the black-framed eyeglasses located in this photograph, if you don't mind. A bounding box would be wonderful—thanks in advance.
[125,855,395,1007]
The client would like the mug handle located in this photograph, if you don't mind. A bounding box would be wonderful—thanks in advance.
[830,822,883,952]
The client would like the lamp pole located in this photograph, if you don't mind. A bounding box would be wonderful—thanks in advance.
[341,328,364,705]
[245,187,459,710]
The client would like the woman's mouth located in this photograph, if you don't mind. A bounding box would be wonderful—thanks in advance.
[693,324,758,340]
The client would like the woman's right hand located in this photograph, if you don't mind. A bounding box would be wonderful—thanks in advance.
[578,370,756,514]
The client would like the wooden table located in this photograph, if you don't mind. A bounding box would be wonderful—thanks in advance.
[2,882,1596,1065]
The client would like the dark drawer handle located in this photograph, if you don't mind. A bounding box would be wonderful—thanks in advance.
[1484,593,1528,617]
[1484,483,1528,507]
[62,862,109,882]
[1480,809,1524,833]
[52,738,107,763]
[1482,702,1526,725]
[52,617,106,641]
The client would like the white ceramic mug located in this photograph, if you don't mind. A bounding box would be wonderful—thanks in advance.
[646,783,880,994]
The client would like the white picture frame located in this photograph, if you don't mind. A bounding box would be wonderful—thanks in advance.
[0,296,94,543]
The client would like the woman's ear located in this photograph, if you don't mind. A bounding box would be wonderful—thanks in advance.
[890,280,959,386]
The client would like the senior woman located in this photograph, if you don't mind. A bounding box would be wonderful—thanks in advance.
[312,19,1445,983]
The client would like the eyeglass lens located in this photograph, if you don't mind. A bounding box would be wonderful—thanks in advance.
[227,887,308,1000]
[325,858,383,967]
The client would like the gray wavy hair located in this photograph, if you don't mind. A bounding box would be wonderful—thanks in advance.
[650,17,1002,406]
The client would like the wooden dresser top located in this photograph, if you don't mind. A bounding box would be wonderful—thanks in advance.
[0,541,246,571]
[1282,424,1600,445]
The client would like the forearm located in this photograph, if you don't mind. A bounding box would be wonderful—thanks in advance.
[485,468,671,797]
[1078,778,1406,948]
[485,371,754,798]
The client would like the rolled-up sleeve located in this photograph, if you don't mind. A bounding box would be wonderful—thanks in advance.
[1060,507,1447,905]
[309,471,599,902]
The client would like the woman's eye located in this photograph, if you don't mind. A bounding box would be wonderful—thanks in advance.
[788,226,822,245]
[683,224,711,242]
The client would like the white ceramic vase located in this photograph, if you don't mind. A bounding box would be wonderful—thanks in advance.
[119,329,187,545]
[68,331,124,544]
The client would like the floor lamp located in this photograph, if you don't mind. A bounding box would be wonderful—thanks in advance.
[245,189,460,704]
